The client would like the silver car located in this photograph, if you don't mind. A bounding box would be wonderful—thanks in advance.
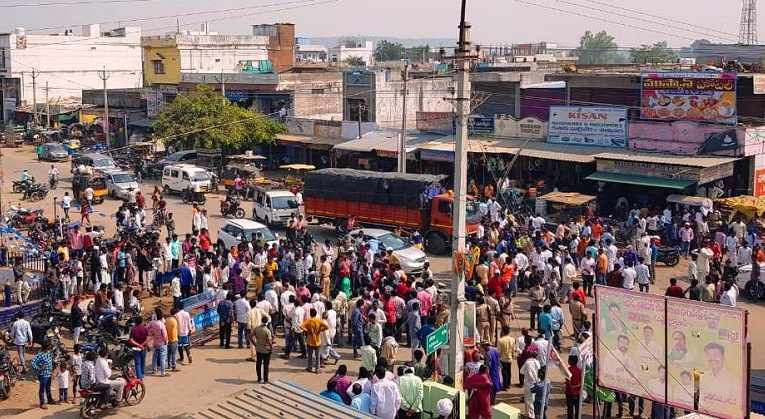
[104,171,140,200]
[347,228,428,274]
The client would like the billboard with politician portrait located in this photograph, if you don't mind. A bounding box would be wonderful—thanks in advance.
[595,286,749,419]
[666,299,748,419]
[595,286,667,403]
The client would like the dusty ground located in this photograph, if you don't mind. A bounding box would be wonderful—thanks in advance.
[1,145,763,418]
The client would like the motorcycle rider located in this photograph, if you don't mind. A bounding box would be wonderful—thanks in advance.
[223,190,238,214]
[48,165,59,189]
[20,169,32,199]
[94,347,125,405]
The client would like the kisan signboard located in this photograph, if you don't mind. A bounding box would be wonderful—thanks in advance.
[640,72,737,125]
[548,106,628,148]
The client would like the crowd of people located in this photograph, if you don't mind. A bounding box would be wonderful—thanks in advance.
[3,171,761,418]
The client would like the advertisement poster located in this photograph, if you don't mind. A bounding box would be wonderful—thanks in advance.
[641,72,737,125]
[666,299,747,419]
[495,115,547,140]
[548,106,628,148]
[595,286,666,402]
[755,168,765,197]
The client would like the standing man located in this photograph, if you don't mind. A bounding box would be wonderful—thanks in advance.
[320,255,332,298]
[11,312,33,373]
[498,325,515,390]
[217,293,234,349]
[301,308,328,374]
[252,316,273,383]
[397,366,424,418]
[176,304,195,364]
[234,294,250,349]
[61,192,72,220]
[128,316,148,379]
[635,257,651,293]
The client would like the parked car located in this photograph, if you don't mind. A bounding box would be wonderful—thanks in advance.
[346,228,428,274]
[161,164,212,194]
[37,142,69,161]
[217,219,278,251]
[103,170,140,200]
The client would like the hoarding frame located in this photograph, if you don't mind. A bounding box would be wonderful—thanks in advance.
[594,285,750,419]
[640,72,738,126]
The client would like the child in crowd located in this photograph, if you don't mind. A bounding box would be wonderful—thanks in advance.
[56,361,70,403]
[70,345,82,403]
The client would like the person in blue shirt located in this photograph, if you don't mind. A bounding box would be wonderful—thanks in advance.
[538,304,553,340]
[179,259,193,299]
[320,380,344,404]
[350,383,371,413]
[217,292,234,349]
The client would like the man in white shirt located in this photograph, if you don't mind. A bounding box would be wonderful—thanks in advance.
[635,257,651,293]
[370,365,401,419]
[531,215,546,232]
[61,191,72,219]
[233,295,250,349]
[10,312,32,371]
[621,264,637,290]
[112,284,124,311]
[85,186,94,205]
[94,348,125,402]
[738,242,753,267]
[720,282,737,307]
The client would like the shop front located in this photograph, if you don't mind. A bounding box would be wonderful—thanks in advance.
[587,155,737,211]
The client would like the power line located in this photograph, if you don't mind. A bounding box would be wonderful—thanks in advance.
[0,0,158,8]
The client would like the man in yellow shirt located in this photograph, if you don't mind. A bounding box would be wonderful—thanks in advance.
[301,308,328,374]
[497,325,515,390]
[319,255,332,298]
[263,257,278,283]
[166,309,180,372]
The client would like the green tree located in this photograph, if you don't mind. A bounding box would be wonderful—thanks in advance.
[374,39,405,62]
[406,44,430,62]
[630,41,677,64]
[576,30,619,65]
[152,85,285,150]
[345,56,366,67]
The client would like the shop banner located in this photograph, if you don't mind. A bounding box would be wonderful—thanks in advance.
[548,106,628,148]
[755,168,765,197]
[495,115,547,140]
[595,286,666,403]
[666,299,747,419]
[754,74,765,95]
[640,72,737,125]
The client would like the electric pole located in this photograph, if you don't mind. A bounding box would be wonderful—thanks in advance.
[45,81,51,128]
[31,69,38,127]
[220,70,226,98]
[98,66,110,149]
[398,63,409,173]
[448,0,473,391]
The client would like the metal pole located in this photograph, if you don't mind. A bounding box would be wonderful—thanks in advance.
[447,0,470,390]
[99,66,110,150]
[398,64,409,173]
[123,113,129,146]
[220,70,226,98]
[31,69,37,127]
[45,81,50,128]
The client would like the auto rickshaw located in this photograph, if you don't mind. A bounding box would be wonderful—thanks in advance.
[71,172,107,204]
[279,163,315,194]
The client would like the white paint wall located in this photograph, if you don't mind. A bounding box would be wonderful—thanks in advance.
[0,26,143,104]
[374,71,454,129]
[176,35,269,74]
[329,41,375,66]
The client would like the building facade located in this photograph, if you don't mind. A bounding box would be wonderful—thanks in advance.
[329,41,375,67]
[0,24,143,106]
[142,29,270,86]
[252,23,295,73]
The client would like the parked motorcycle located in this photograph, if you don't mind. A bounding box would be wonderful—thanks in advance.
[0,346,19,400]
[655,245,680,267]
[5,207,47,229]
[12,177,34,193]
[220,199,245,218]
[79,364,145,418]
[22,183,49,202]
[34,299,71,331]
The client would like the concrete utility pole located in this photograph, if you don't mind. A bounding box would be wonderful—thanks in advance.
[44,81,50,128]
[98,66,110,149]
[398,63,409,173]
[220,70,226,98]
[448,0,472,390]
[30,69,38,127]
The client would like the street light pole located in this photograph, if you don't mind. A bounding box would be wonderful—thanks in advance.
[448,0,472,390]
[398,63,409,173]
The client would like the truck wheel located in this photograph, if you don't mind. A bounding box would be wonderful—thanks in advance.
[425,231,448,255]
[334,219,348,235]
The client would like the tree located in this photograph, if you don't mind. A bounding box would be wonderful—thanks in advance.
[374,39,405,62]
[345,56,366,67]
[630,41,678,64]
[406,44,431,62]
[152,85,285,150]
[576,30,619,65]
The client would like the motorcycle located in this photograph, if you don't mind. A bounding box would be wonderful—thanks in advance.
[12,177,34,193]
[220,199,245,218]
[655,245,680,267]
[0,346,18,400]
[23,183,49,202]
[79,364,146,418]
[5,207,46,229]
[34,299,71,330]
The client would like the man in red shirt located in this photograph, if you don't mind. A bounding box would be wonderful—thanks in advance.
[565,355,582,419]
[665,277,685,298]
[571,281,587,305]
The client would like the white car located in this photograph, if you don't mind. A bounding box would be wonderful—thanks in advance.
[217,219,278,251]
[161,164,212,193]
[347,228,428,274]
[103,170,140,200]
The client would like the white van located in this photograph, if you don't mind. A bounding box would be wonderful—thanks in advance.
[252,188,300,226]
[161,164,213,193]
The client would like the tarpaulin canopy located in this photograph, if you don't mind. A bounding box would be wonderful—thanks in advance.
[716,195,765,219]
[540,191,596,206]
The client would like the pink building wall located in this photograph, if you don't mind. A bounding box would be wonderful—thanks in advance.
[627,120,746,155]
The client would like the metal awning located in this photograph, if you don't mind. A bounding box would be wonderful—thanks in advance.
[540,191,597,206]
[666,194,713,208]
[276,134,346,150]
[586,171,695,189]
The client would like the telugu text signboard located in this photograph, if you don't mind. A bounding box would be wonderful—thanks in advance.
[595,286,667,403]
[666,299,748,419]
[548,106,628,148]
[640,72,737,125]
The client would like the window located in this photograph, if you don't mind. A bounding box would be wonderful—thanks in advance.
[182,172,189,181]
[171,170,179,177]
[311,88,325,94]
[438,200,452,215]
[0,49,6,69]
[152,60,165,75]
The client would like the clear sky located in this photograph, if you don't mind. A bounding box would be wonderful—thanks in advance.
[0,0,745,48]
